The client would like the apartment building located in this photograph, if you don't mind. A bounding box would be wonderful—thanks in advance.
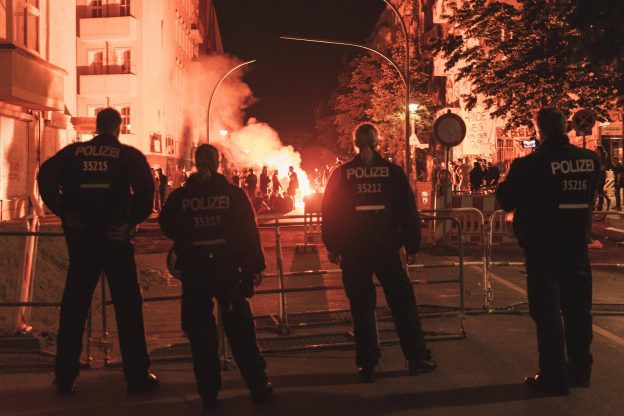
[74,0,223,174]
[0,0,77,220]
[369,0,538,165]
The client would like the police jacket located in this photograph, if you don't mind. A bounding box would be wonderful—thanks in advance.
[37,133,154,228]
[322,152,421,256]
[496,134,599,251]
[158,171,265,275]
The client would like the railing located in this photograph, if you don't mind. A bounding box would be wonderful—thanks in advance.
[0,226,95,369]
[486,209,624,315]
[6,205,622,369]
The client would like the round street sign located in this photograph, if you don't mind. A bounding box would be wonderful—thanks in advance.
[572,108,596,136]
[433,110,466,148]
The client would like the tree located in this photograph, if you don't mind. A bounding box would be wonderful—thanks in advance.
[568,0,624,71]
[369,43,438,165]
[432,0,624,128]
[316,42,440,164]
[332,54,382,152]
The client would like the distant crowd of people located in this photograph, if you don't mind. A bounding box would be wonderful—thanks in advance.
[151,166,188,213]
[594,146,624,211]
[447,158,502,194]
[229,165,300,214]
[149,164,302,215]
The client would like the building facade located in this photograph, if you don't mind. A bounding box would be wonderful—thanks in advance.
[74,0,223,176]
[0,0,223,221]
[0,0,77,221]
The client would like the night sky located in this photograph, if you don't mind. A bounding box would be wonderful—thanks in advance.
[213,0,386,135]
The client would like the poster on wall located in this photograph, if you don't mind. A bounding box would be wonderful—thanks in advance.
[433,0,451,24]
[457,109,498,161]
[0,116,29,200]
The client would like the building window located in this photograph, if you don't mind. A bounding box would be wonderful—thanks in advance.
[115,48,132,73]
[1,1,8,39]
[87,49,105,74]
[90,0,103,18]
[115,105,131,134]
[120,0,131,16]
[150,133,162,153]
[13,0,40,52]
[87,105,105,117]
[165,136,174,155]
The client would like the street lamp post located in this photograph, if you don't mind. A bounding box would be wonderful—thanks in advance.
[381,0,412,177]
[409,102,418,156]
[206,59,256,143]
[281,0,413,176]
[280,36,410,167]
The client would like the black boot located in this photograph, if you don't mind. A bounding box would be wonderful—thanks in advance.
[127,370,159,394]
[250,380,273,403]
[408,358,437,376]
[357,366,375,383]
[54,377,77,396]
[524,373,569,396]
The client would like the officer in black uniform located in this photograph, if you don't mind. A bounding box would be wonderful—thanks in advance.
[496,107,599,396]
[37,108,158,395]
[158,144,272,409]
[322,123,436,382]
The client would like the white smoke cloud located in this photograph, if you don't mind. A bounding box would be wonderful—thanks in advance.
[192,54,255,141]
[189,53,310,197]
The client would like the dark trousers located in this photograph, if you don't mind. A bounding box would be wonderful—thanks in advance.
[615,185,622,209]
[181,275,267,399]
[525,248,593,381]
[56,230,150,381]
[341,250,429,368]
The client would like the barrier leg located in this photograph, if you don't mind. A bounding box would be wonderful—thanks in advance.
[86,303,93,368]
[481,218,490,311]
[457,221,466,334]
[275,220,289,335]
[217,304,233,370]
[15,213,39,334]
[100,274,111,365]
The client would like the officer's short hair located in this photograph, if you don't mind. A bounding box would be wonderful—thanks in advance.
[195,144,219,171]
[535,108,566,137]
[354,123,379,149]
[96,108,122,134]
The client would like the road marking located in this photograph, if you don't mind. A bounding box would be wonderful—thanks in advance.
[481,266,624,348]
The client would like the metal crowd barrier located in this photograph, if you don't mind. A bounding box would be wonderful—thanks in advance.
[0,227,96,369]
[96,212,467,364]
[23,202,624,367]
[422,208,490,310]
[486,209,624,315]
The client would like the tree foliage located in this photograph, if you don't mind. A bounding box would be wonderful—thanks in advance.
[432,0,623,129]
[316,42,440,164]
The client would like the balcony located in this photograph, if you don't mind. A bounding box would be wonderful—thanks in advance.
[79,73,137,97]
[0,46,66,111]
[80,16,138,42]
[190,22,204,43]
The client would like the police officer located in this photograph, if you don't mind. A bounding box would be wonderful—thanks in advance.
[496,108,599,395]
[37,108,158,395]
[158,145,272,409]
[321,123,436,382]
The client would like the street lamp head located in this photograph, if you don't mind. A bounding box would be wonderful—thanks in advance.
[409,103,419,113]
[219,129,229,137]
